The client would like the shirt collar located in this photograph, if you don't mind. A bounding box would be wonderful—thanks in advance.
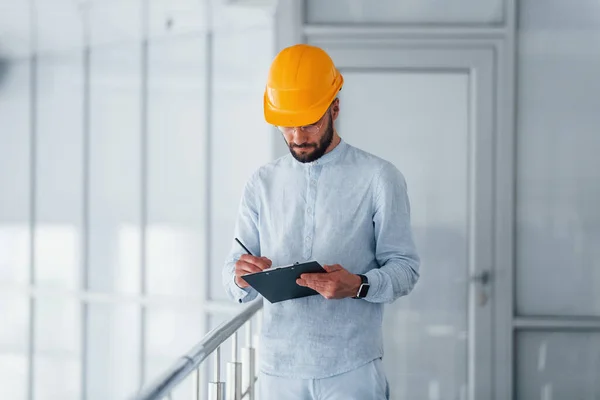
[301,138,348,167]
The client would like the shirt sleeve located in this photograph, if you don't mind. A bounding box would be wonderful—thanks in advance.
[363,162,420,303]
[222,175,261,304]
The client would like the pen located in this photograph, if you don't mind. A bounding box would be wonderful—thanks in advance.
[234,238,254,256]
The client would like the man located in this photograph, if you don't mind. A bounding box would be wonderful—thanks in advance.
[222,44,420,400]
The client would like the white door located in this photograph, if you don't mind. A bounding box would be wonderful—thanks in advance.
[309,40,495,400]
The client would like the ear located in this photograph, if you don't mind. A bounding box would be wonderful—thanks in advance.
[330,98,340,121]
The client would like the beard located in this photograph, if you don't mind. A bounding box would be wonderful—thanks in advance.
[286,114,334,163]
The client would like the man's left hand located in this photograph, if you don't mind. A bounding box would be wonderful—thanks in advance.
[296,264,362,299]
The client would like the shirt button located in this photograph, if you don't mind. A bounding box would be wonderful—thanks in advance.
[306,236,311,242]
[307,207,311,213]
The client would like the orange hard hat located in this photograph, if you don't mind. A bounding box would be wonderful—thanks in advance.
[263,44,344,127]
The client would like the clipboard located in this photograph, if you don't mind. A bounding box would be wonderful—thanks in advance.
[241,261,326,303]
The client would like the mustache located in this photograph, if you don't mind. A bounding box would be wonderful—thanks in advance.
[290,143,316,149]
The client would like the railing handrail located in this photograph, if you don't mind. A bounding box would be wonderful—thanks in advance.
[130,299,263,400]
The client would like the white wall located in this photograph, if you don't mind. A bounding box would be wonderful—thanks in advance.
[0,1,275,399]
[515,0,600,398]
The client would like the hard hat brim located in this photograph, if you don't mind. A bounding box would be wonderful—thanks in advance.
[264,97,330,127]
[264,76,343,127]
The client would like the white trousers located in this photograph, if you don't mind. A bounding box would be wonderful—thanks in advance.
[257,358,389,400]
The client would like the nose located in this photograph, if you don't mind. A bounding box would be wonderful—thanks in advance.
[288,129,312,144]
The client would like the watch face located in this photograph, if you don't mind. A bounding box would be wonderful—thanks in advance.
[358,283,370,298]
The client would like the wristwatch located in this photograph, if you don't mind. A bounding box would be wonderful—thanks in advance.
[354,274,370,299]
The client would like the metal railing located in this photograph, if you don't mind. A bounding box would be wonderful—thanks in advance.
[130,299,263,400]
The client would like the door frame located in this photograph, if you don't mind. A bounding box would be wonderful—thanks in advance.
[319,39,496,400]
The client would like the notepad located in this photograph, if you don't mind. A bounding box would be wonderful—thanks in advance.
[241,261,326,303]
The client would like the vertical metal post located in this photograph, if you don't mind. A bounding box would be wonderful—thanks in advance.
[139,0,150,388]
[232,331,238,362]
[242,321,256,400]
[252,312,261,375]
[196,367,201,400]
[226,332,242,400]
[209,347,225,400]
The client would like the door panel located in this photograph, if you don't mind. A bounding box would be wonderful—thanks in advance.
[340,70,470,400]
[310,42,495,400]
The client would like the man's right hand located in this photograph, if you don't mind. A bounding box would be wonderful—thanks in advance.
[235,254,272,288]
